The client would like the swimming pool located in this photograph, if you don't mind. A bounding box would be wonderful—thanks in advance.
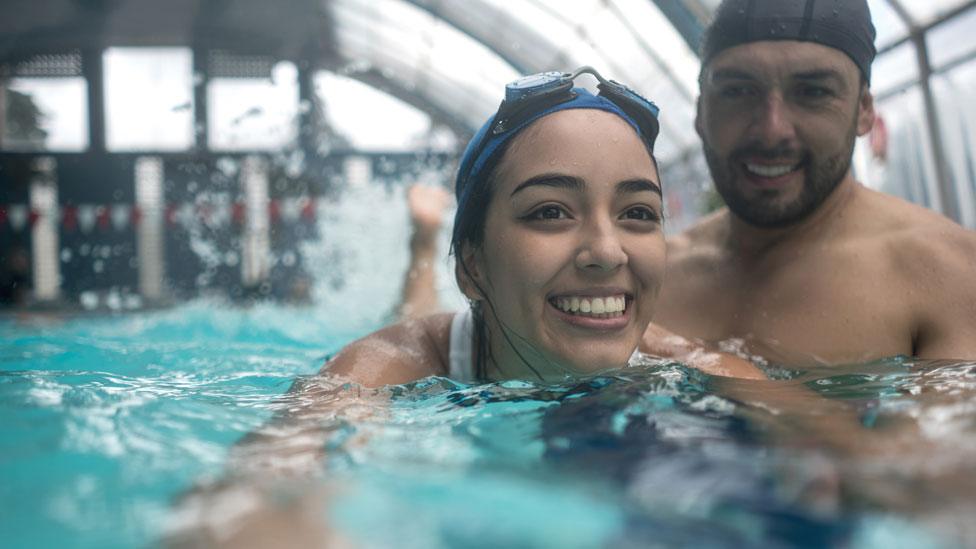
[2,299,975,549]
[3,186,975,548]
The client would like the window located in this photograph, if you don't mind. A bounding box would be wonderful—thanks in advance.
[104,47,194,151]
[2,76,88,152]
[208,60,299,151]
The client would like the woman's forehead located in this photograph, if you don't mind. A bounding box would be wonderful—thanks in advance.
[521,108,636,138]
[496,109,653,179]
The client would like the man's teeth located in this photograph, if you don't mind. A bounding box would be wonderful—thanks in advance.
[553,295,627,317]
[745,163,797,178]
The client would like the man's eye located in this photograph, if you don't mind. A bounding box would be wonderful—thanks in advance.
[719,85,753,98]
[798,85,833,99]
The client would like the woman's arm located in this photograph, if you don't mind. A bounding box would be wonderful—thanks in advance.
[326,313,452,387]
[167,316,452,546]
[225,313,453,477]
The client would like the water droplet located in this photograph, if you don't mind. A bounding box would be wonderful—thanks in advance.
[80,291,98,310]
[106,291,122,311]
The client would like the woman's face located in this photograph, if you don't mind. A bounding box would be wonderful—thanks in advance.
[462,109,666,377]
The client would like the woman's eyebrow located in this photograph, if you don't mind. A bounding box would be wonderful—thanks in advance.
[510,174,584,197]
[617,178,662,197]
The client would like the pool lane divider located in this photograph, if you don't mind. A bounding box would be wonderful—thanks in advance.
[0,197,318,233]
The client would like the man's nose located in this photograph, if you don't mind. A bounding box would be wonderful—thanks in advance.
[751,92,797,147]
[575,221,628,272]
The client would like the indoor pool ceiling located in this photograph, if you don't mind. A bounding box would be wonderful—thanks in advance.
[1,0,974,164]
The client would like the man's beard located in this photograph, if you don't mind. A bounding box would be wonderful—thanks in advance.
[703,125,857,228]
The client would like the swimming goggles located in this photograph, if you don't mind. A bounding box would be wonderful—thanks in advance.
[455,66,661,204]
[490,66,660,152]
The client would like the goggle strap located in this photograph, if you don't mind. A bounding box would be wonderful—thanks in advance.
[492,87,577,135]
[597,83,660,152]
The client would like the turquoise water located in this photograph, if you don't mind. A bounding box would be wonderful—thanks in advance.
[2,303,975,548]
[0,303,345,549]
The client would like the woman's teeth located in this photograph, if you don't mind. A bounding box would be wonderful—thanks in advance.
[552,295,626,318]
[745,163,797,178]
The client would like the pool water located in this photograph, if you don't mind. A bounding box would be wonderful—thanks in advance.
[3,185,975,548]
[2,302,975,549]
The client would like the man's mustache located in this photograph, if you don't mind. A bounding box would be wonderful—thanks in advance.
[731,143,807,163]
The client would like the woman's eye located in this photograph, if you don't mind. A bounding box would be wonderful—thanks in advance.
[528,205,569,220]
[622,207,660,222]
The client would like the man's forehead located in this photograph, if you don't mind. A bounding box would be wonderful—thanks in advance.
[704,40,859,81]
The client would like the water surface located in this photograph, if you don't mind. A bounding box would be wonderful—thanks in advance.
[2,304,974,548]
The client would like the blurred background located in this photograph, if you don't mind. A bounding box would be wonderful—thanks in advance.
[2,0,974,310]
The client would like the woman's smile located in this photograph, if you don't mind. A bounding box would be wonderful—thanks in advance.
[547,290,631,330]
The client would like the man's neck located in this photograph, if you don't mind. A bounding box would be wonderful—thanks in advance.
[721,175,861,259]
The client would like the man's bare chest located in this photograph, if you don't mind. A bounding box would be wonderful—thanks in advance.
[658,253,914,364]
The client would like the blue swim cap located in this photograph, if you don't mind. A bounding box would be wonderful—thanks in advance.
[452,87,655,250]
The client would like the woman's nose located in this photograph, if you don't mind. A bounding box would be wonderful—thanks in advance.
[575,222,628,272]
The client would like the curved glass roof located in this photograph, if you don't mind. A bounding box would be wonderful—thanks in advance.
[328,0,703,164]
[323,0,976,167]
[3,0,973,167]
[2,0,973,225]
[318,0,976,229]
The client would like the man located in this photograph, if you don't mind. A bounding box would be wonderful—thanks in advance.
[653,0,976,364]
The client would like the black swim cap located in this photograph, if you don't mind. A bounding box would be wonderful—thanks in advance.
[701,0,877,82]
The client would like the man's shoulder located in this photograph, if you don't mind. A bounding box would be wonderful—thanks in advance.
[856,188,976,286]
[881,221,976,278]
[856,188,976,256]
[856,189,976,358]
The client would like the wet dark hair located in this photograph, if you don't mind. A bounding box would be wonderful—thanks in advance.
[450,138,513,381]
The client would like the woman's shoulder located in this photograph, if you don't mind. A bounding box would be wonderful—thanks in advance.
[319,312,455,388]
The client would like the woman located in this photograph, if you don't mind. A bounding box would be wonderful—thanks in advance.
[328,66,764,386]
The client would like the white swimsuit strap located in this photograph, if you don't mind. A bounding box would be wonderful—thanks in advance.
[448,308,476,382]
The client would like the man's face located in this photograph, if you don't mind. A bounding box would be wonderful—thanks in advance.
[697,41,875,228]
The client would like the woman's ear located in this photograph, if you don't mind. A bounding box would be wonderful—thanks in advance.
[455,244,484,301]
